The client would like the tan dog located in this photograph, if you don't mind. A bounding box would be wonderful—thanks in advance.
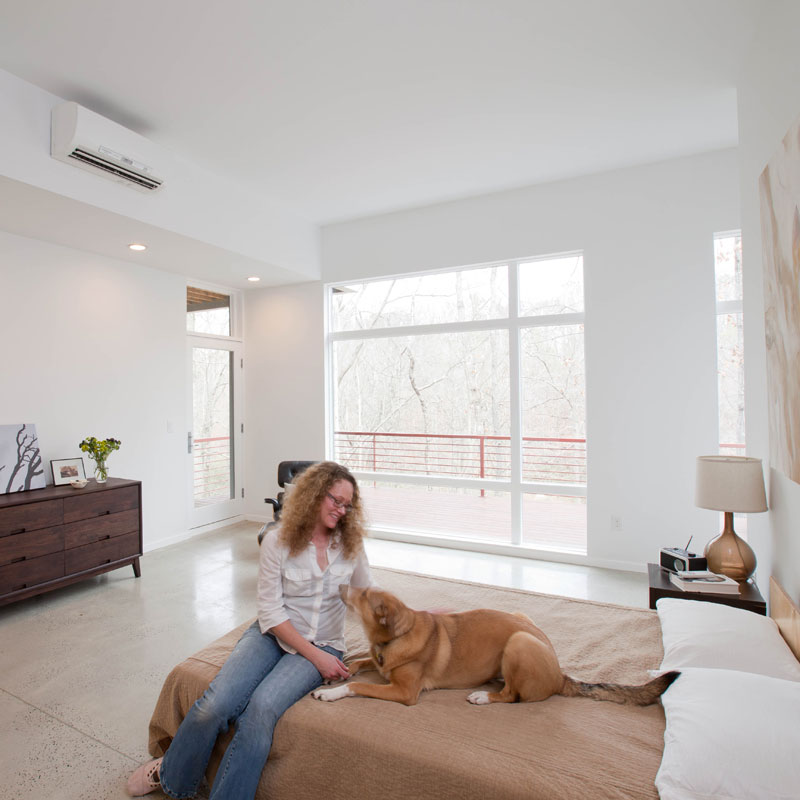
[312,585,678,706]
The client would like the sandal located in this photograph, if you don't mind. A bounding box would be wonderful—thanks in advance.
[126,757,163,796]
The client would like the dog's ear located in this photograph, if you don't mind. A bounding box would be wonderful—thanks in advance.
[382,597,414,638]
[374,603,389,627]
[367,591,413,637]
[389,605,414,638]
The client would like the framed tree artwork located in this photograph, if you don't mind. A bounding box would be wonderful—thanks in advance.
[0,423,47,493]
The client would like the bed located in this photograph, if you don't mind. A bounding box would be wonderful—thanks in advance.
[147,569,800,800]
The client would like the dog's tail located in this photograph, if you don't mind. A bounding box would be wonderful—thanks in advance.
[558,670,679,706]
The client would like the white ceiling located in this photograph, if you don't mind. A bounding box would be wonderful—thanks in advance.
[0,0,767,281]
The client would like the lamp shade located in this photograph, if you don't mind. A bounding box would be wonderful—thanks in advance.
[695,456,768,513]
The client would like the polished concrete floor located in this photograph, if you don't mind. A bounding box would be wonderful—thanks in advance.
[0,521,648,800]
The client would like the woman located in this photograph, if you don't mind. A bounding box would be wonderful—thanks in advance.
[127,461,371,799]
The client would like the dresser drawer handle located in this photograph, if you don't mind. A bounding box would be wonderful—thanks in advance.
[14,584,27,591]
[11,556,26,564]
[11,527,26,535]
[102,535,111,540]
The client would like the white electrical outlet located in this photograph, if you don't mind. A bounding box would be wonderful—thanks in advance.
[611,515,623,531]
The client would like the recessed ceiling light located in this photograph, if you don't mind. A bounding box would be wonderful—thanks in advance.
[247,276,261,282]
[128,243,147,251]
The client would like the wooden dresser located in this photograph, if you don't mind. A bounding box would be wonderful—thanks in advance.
[0,478,142,606]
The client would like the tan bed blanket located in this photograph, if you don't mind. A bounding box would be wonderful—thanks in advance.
[149,569,665,800]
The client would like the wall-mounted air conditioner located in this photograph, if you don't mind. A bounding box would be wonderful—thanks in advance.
[51,101,166,192]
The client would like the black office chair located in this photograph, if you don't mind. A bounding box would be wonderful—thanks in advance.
[257,460,317,544]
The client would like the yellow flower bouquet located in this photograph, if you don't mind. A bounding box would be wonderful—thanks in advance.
[79,436,121,483]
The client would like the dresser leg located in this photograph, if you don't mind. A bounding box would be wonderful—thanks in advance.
[132,558,141,578]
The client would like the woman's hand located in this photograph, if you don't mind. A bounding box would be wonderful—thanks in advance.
[311,648,350,682]
[268,621,348,681]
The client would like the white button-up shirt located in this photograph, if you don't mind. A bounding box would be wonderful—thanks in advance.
[257,527,372,654]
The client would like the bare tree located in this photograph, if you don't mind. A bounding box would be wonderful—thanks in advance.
[332,264,585,481]
[4,424,44,493]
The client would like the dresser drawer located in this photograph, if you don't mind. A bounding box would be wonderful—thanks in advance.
[64,509,139,550]
[0,526,64,567]
[65,532,140,574]
[0,552,64,594]
[0,479,142,606]
[0,499,63,537]
[63,485,139,524]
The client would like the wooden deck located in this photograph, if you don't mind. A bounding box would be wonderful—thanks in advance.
[359,485,586,554]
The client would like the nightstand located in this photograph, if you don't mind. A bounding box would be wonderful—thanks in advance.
[647,563,766,615]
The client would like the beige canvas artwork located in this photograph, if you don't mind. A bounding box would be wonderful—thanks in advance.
[759,114,800,485]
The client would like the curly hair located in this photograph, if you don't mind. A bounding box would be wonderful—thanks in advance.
[279,461,367,559]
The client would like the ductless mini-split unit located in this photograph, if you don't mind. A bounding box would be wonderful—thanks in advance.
[51,101,166,192]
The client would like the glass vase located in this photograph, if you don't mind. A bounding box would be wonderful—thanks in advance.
[94,460,108,483]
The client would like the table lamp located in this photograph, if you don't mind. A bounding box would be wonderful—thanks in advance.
[695,455,768,582]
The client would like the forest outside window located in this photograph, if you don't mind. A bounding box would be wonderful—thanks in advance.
[327,255,587,555]
[714,232,745,455]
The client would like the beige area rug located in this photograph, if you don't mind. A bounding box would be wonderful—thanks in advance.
[350,567,663,683]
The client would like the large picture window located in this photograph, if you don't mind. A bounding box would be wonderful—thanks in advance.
[326,255,586,555]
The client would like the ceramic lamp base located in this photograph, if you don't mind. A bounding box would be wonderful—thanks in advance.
[704,511,756,582]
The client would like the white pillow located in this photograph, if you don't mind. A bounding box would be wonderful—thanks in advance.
[656,598,800,681]
[656,668,800,800]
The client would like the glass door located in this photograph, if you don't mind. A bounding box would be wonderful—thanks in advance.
[188,340,243,527]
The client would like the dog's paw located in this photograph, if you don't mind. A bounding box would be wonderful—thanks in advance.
[467,691,491,705]
[312,684,352,702]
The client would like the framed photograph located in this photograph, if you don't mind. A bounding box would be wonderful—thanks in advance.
[51,457,86,486]
[1,423,47,493]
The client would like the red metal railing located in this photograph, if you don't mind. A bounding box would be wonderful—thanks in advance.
[334,431,587,484]
[191,434,745,500]
[193,435,231,500]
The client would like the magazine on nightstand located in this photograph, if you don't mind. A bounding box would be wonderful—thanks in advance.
[669,570,741,594]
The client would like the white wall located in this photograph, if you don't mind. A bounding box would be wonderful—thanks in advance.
[243,282,326,519]
[0,146,748,577]
[322,149,740,570]
[0,230,188,550]
[738,0,800,601]
[1,146,745,575]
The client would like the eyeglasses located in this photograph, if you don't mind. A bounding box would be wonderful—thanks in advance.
[326,492,353,513]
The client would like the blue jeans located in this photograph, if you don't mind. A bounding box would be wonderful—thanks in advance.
[159,621,341,800]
